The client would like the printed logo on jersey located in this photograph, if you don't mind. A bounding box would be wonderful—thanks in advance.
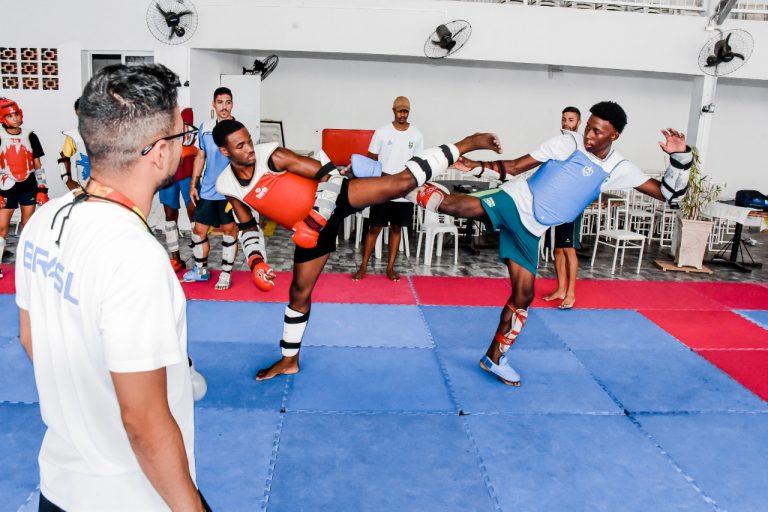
[582,166,594,177]
[483,197,496,208]
[408,141,414,149]
[22,241,79,305]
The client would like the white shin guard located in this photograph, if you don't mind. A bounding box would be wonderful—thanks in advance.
[314,171,345,220]
[190,233,207,270]
[405,144,459,186]
[281,306,309,357]
[221,235,237,273]
[165,220,180,253]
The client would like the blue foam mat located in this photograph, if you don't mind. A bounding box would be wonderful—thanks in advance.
[0,403,45,512]
[467,414,712,512]
[285,346,454,413]
[0,341,38,404]
[421,306,566,351]
[188,341,288,411]
[0,294,20,339]
[194,408,281,511]
[439,346,621,414]
[637,413,768,512]
[574,347,768,413]
[535,309,686,351]
[188,301,432,348]
[737,309,768,329]
[268,413,495,512]
[187,301,285,343]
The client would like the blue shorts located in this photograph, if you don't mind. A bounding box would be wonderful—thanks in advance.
[479,189,541,276]
[158,177,192,210]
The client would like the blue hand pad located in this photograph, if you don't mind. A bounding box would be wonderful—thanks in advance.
[351,154,382,178]
[268,413,493,511]
[467,414,713,511]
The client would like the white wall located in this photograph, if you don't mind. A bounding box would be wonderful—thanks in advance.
[259,55,693,169]
[3,0,767,198]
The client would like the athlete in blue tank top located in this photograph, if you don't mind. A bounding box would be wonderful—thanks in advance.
[414,101,693,387]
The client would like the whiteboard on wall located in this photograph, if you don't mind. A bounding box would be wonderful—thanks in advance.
[220,74,260,142]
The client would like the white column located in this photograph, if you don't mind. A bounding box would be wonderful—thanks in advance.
[686,74,718,167]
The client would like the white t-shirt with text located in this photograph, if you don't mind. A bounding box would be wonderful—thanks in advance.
[15,192,195,512]
[369,123,424,202]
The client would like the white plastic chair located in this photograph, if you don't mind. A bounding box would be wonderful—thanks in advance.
[590,194,646,274]
[415,184,458,266]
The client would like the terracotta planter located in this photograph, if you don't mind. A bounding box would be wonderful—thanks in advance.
[672,215,713,269]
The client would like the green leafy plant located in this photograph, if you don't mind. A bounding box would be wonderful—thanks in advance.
[679,147,722,221]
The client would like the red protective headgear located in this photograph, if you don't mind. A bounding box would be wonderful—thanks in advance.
[0,98,23,126]
[181,107,193,125]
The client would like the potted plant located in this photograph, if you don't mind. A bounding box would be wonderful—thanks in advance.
[671,147,723,269]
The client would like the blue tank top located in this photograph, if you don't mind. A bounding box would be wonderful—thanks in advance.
[527,135,626,226]
[198,119,230,201]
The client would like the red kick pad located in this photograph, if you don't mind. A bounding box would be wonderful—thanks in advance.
[641,310,768,349]
[321,129,375,166]
[697,349,768,401]
[683,282,768,310]
[180,270,290,302]
[313,273,416,304]
[410,276,511,306]
[0,264,15,294]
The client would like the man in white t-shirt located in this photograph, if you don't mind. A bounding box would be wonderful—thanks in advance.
[353,96,424,282]
[15,64,209,512]
[419,101,691,387]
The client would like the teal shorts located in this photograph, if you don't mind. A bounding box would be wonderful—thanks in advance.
[479,189,540,276]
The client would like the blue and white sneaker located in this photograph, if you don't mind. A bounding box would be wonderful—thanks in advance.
[479,354,521,387]
[182,267,210,282]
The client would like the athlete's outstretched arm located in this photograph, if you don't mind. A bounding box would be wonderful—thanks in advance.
[453,153,541,181]
[270,148,330,179]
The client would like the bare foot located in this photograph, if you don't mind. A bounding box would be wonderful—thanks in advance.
[559,295,576,309]
[255,356,300,381]
[455,132,503,155]
[386,268,400,282]
[543,291,566,302]
[214,272,232,291]
[352,269,366,281]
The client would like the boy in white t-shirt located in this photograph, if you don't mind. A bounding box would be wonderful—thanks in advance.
[16,64,209,512]
[418,101,692,387]
[354,96,424,282]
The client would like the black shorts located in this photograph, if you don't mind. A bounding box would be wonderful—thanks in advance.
[547,213,583,249]
[294,179,358,264]
[194,198,235,227]
[0,174,37,209]
[368,201,413,228]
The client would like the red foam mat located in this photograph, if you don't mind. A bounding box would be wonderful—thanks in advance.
[697,349,768,401]
[180,271,416,304]
[312,273,416,304]
[410,276,511,306]
[641,310,768,350]
[574,280,726,310]
[682,282,768,310]
[180,270,291,302]
[0,264,15,294]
